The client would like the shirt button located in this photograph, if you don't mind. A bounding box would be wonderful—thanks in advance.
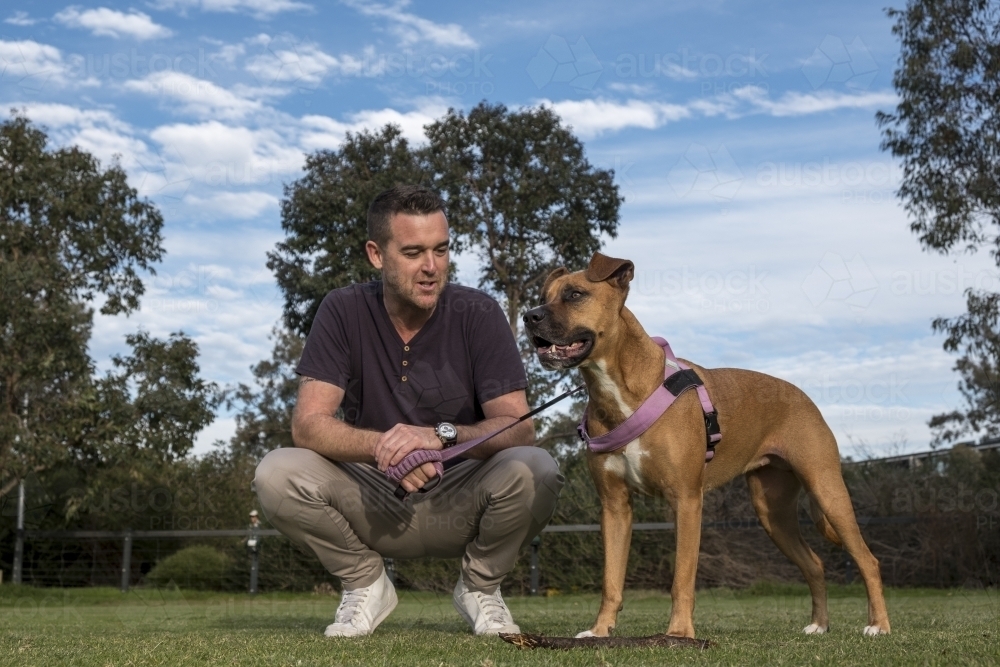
[402,361,408,366]
[401,376,407,382]
[404,346,410,351]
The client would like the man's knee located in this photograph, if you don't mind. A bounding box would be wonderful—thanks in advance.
[489,447,565,508]
[253,448,319,522]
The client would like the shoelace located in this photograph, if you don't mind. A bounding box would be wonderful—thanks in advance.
[334,588,370,626]
[473,591,512,627]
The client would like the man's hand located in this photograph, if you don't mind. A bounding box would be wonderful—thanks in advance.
[399,462,441,493]
[374,423,441,471]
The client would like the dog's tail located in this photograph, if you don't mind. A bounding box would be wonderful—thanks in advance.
[808,496,843,546]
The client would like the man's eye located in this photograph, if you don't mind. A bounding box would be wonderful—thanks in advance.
[404,252,420,259]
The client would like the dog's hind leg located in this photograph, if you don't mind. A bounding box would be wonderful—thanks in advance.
[796,462,891,635]
[746,466,829,634]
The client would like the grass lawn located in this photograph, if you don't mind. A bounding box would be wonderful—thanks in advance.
[0,583,997,666]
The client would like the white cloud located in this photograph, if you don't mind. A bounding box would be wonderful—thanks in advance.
[299,99,448,149]
[732,86,897,117]
[0,39,70,92]
[125,71,262,120]
[538,88,899,137]
[54,7,173,40]
[183,191,279,219]
[151,0,311,19]
[5,11,38,26]
[344,0,476,48]
[150,120,304,183]
[542,98,691,138]
[246,41,381,87]
[2,103,152,166]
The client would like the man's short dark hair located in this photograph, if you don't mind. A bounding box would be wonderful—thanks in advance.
[367,185,447,247]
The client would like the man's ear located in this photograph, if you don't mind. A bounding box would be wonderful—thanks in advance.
[541,267,568,302]
[585,252,634,290]
[365,240,383,270]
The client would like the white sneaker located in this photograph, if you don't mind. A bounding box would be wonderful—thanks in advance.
[452,577,520,636]
[324,569,398,637]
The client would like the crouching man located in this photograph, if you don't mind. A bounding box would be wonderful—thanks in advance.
[254,185,564,637]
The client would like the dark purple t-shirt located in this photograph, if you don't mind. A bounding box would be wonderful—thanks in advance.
[295,281,527,431]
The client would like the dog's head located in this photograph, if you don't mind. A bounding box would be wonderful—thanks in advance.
[523,252,634,369]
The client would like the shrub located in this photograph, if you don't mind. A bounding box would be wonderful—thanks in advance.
[145,545,233,590]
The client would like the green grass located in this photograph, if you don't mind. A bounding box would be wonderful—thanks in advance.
[0,584,997,666]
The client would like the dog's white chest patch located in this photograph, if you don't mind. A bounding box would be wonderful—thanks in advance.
[592,360,634,418]
[603,439,649,490]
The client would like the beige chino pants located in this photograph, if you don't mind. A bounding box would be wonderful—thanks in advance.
[253,446,564,592]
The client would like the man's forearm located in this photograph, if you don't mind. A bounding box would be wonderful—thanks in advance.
[454,417,535,459]
[292,412,379,462]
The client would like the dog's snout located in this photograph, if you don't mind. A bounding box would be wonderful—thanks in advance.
[523,306,547,326]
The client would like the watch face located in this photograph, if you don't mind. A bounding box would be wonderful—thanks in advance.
[438,423,457,440]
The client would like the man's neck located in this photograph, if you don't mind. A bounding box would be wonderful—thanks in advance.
[382,285,437,344]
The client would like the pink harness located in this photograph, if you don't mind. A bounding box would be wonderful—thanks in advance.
[577,337,721,460]
[386,337,720,498]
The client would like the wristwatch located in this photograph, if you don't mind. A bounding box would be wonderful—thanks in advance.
[434,422,458,448]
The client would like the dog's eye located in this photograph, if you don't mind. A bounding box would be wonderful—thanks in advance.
[568,290,583,300]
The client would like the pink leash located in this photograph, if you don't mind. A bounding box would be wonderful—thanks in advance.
[386,384,586,500]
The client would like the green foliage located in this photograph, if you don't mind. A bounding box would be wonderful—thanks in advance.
[0,114,164,494]
[424,102,622,336]
[267,125,428,337]
[877,1,1000,444]
[228,328,303,460]
[145,545,233,590]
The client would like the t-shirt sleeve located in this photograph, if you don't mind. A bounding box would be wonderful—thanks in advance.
[295,290,352,390]
[469,297,528,404]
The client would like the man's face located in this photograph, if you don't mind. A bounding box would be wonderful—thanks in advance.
[366,211,450,311]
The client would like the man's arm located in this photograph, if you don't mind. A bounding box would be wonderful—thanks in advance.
[374,390,535,469]
[291,377,379,461]
[292,376,442,493]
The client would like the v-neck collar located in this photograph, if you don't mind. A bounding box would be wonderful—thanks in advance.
[375,281,443,349]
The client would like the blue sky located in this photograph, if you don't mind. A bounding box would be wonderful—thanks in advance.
[3,0,993,457]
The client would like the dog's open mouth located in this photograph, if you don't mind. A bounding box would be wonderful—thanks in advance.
[532,333,594,366]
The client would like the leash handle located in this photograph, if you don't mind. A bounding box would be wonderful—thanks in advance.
[390,383,586,499]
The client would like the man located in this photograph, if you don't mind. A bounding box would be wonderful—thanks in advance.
[254,185,564,638]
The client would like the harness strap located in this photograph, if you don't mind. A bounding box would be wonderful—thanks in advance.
[579,337,720,460]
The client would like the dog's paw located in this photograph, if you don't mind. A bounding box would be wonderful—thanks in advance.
[574,630,597,638]
[863,625,888,636]
[803,623,827,635]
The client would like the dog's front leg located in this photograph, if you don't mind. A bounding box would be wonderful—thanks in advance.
[666,491,703,638]
[578,478,632,638]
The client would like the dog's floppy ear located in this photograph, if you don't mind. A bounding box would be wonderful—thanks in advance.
[541,267,569,302]
[585,252,634,290]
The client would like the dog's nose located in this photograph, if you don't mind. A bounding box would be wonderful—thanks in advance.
[523,306,547,326]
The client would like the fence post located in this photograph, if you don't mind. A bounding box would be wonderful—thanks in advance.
[529,536,541,596]
[120,529,132,593]
[12,480,25,584]
[246,522,261,595]
[384,558,396,586]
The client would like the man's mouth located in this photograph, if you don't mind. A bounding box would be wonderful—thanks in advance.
[532,334,594,365]
[415,280,437,292]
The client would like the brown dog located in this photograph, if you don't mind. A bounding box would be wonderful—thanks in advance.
[523,252,890,639]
